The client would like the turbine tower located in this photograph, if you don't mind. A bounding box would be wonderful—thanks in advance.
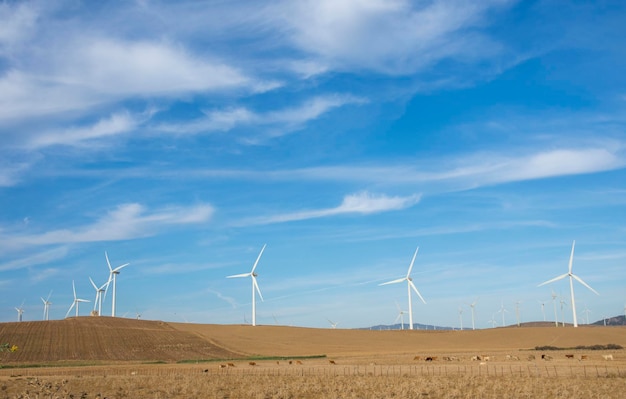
[467,298,478,330]
[105,251,130,317]
[379,246,426,330]
[551,290,558,327]
[458,306,464,331]
[538,300,546,322]
[41,291,52,321]
[395,301,408,330]
[538,241,599,327]
[89,277,109,316]
[227,244,266,326]
[497,301,508,327]
[66,280,90,318]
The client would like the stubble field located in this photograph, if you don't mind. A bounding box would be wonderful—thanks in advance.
[1,318,625,398]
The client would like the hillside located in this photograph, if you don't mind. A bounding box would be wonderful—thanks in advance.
[1,317,625,364]
[0,317,243,363]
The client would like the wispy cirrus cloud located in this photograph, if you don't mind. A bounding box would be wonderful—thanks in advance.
[157,94,366,137]
[2,203,214,249]
[0,246,69,272]
[238,191,421,225]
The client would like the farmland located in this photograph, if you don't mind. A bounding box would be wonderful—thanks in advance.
[1,318,625,398]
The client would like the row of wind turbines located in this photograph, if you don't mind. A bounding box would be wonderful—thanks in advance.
[21,252,129,322]
[228,240,601,329]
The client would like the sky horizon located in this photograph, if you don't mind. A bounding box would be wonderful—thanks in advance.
[1,0,625,329]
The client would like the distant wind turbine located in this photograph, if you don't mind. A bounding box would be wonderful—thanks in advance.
[488,313,498,328]
[89,277,109,316]
[327,319,339,329]
[497,301,508,327]
[537,241,599,327]
[41,291,52,321]
[66,280,90,318]
[514,300,522,327]
[15,301,24,322]
[105,251,130,317]
[379,246,426,330]
[467,298,478,330]
[551,290,559,327]
[538,299,546,322]
[559,296,568,327]
[458,306,464,331]
[227,244,266,326]
[395,302,408,330]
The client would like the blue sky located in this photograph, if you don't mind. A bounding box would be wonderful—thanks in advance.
[1,0,625,329]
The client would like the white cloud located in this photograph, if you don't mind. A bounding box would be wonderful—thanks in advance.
[158,94,366,137]
[3,203,214,248]
[0,246,68,272]
[276,0,511,74]
[240,191,421,225]
[0,2,38,50]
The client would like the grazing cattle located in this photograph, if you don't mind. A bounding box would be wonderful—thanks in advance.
[505,355,520,361]
[527,355,536,361]
[471,355,481,361]
[296,360,303,365]
[227,363,236,367]
[413,356,421,361]
[218,364,227,369]
[203,369,209,373]
[425,356,434,362]
[579,355,588,361]
[329,360,337,365]
[602,354,614,361]
[482,356,491,362]
[443,356,459,361]
[248,362,257,366]
[565,354,574,359]
[541,354,552,361]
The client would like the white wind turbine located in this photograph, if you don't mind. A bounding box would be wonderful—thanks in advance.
[379,246,426,330]
[551,290,559,327]
[488,313,498,328]
[458,306,464,331]
[538,241,599,328]
[467,298,478,330]
[89,277,109,316]
[41,291,52,321]
[15,301,24,322]
[327,319,340,329]
[395,302,408,330]
[497,301,508,327]
[105,251,130,317]
[227,244,266,326]
[66,280,90,318]
[538,300,546,322]
[514,300,522,327]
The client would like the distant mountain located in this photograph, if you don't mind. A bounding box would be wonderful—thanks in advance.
[591,315,626,326]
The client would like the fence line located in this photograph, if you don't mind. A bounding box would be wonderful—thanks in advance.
[2,364,623,379]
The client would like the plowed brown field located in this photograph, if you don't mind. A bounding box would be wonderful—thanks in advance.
[1,318,625,398]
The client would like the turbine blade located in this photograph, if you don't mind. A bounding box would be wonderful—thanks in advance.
[253,276,264,301]
[251,244,267,273]
[568,240,575,274]
[379,277,406,286]
[409,281,426,304]
[572,274,600,296]
[46,290,53,301]
[89,277,98,290]
[113,263,130,272]
[227,273,251,278]
[406,246,419,277]
[105,251,113,272]
[72,280,77,299]
[66,302,75,318]
[537,273,568,287]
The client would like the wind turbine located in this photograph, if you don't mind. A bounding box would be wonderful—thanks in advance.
[514,300,522,327]
[538,299,546,322]
[379,246,426,330]
[226,244,266,326]
[537,241,599,327]
[395,302,408,330]
[66,280,90,318]
[458,306,464,331]
[466,298,478,330]
[551,290,559,327]
[582,304,591,325]
[89,277,109,316]
[41,291,52,321]
[15,301,24,322]
[327,319,339,329]
[497,301,508,327]
[559,296,568,327]
[105,251,130,317]
[488,313,498,328]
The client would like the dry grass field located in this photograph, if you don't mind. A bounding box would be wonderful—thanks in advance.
[1,318,625,398]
